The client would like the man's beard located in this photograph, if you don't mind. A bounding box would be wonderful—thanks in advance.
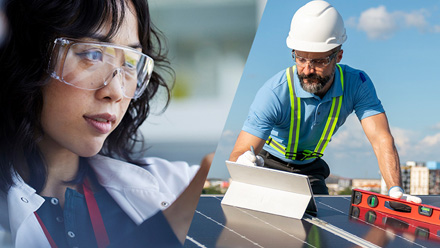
[297,70,333,94]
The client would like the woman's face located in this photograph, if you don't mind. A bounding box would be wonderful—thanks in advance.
[39,4,141,157]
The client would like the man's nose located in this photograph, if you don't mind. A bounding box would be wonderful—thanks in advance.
[302,61,316,74]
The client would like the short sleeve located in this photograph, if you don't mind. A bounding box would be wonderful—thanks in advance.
[243,71,287,140]
[352,71,385,120]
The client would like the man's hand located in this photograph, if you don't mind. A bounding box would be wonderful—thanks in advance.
[389,186,422,204]
[229,131,266,162]
[236,151,264,167]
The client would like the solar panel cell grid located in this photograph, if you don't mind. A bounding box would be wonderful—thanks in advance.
[185,195,440,248]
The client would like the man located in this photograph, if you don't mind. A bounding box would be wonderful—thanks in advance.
[229,0,420,202]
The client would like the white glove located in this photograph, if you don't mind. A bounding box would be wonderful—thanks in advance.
[236,151,264,167]
[389,186,422,204]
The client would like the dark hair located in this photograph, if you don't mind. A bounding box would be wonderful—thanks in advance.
[0,0,173,193]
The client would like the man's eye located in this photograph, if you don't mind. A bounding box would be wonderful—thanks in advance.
[314,59,327,65]
[297,57,307,63]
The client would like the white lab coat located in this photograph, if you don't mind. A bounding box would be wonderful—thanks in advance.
[0,154,199,248]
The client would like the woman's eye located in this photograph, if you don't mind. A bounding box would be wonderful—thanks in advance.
[124,62,136,70]
[123,63,138,77]
[76,50,103,61]
[124,57,137,70]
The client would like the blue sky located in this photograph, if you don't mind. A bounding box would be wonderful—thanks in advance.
[209,0,440,180]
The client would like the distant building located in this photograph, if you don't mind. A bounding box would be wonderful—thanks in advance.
[429,170,440,195]
[401,166,411,194]
[406,161,416,167]
[410,166,429,195]
[325,175,349,195]
[381,163,424,195]
[384,161,440,195]
[338,178,352,189]
[327,183,340,195]
[380,177,387,195]
[351,179,381,192]
[327,177,381,195]
[405,161,425,167]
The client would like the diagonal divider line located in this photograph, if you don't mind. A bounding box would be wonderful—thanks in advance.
[194,209,264,247]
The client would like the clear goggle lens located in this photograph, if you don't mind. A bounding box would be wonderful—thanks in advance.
[48,38,154,99]
[292,50,338,68]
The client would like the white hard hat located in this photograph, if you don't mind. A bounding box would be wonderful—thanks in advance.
[286,0,347,52]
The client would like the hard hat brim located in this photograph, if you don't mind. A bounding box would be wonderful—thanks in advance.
[286,35,346,53]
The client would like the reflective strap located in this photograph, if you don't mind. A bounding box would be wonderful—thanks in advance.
[266,137,286,155]
[266,64,344,161]
[313,64,344,154]
[286,66,300,160]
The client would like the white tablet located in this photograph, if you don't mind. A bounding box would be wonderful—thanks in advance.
[221,161,317,219]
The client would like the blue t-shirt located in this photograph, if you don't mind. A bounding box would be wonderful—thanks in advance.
[243,64,384,164]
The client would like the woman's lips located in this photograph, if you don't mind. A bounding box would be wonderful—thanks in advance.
[84,113,116,134]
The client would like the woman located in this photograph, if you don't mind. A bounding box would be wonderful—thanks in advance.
[0,0,210,247]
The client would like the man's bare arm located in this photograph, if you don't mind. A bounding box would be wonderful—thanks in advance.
[229,131,266,161]
[361,113,401,189]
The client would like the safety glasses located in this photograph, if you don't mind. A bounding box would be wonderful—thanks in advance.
[47,38,154,99]
[292,50,338,69]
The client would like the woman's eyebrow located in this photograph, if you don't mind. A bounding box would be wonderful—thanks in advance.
[89,34,142,49]
[88,34,111,43]
[128,43,142,50]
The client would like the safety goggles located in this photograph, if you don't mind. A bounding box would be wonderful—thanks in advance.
[292,50,338,69]
[47,38,154,99]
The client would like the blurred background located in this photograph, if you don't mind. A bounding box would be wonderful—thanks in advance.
[140,1,266,170]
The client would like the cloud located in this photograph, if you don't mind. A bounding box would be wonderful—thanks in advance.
[391,127,416,156]
[433,122,440,130]
[326,115,440,163]
[400,9,429,30]
[288,113,440,179]
[345,17,358,29]
[350,6,435,40]
[419,133,440,147]
[328,116,370,149]
[357,6,398,40]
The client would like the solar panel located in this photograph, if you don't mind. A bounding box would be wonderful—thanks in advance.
[184,195,440,247]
